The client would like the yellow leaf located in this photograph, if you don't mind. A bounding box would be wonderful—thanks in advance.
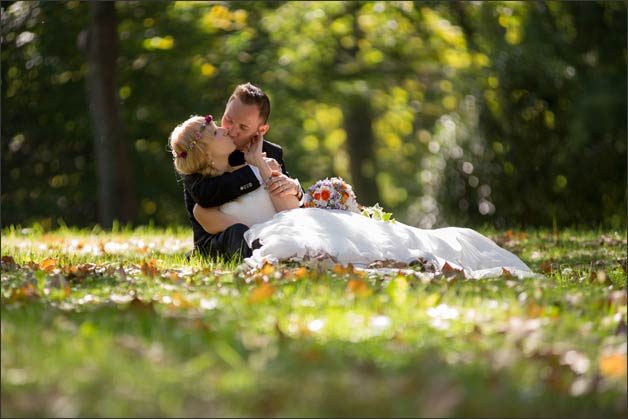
[260,261,274,276]
[333,264,347,275]
[347,279,372,297]
[526,301,544,318]
[170,292,193,308]
[599,353,627,379]
[294,266,308,279]
[40,258,57,273]
[165,271,182,282]
[249,283,275,304]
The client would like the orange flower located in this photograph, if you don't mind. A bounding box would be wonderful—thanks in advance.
[321,189,331,201]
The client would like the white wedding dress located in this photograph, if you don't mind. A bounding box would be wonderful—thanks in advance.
[221,188,538,279]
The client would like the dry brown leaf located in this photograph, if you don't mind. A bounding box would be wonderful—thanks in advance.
[8,283,39,302]
[141,259,160,277]
[1,255,18,271]
[442,262,465,281]
[67,263,97,280]
[128,297,155,313]
[539,260,554,274]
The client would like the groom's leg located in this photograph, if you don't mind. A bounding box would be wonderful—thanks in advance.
[201,223,252,260]
[221,223,252,258]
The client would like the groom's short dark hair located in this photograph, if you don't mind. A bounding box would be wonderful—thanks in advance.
[229,82,271,123]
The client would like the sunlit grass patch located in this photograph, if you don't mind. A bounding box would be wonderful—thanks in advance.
[1,226,626,417]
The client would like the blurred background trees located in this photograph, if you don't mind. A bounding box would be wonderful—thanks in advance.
[1,1,626,230]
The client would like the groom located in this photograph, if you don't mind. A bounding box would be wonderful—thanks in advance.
[183,82,303,260]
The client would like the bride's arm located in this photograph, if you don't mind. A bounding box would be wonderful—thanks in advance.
[263,167,299,211]
[193,204,242,234]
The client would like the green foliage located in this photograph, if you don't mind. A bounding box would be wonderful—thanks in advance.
[360,203,395,222]
[1,227,627,416]
[1,1,625,229]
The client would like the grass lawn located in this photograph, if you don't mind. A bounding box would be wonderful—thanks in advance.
[1,226,626,417]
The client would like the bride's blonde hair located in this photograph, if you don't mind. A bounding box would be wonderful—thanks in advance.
[169,115,220,176]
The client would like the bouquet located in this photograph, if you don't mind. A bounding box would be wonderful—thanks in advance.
[302,177,360,212]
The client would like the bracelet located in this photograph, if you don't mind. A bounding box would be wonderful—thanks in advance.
[294,178,303,199]
[263,174,273,188]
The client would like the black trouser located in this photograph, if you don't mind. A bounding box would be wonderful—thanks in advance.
[195,223,252,260]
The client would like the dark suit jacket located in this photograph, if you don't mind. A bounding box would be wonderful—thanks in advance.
[182,140,288,252]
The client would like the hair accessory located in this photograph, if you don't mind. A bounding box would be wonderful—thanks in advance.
[173,114,213,160]
[174,138,196,159]
[198,114,213,134]
[193,114,212,142]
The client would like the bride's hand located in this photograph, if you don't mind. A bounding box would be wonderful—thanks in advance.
[264,157,281,172]
[243,133,264,167]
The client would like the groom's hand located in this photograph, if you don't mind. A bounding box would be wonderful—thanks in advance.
[267,172,300,198]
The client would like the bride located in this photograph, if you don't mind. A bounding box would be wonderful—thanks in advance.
[180,114,538,279]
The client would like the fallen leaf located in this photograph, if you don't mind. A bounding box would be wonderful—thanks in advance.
[599,353,627,379]
[589,270,607,284]
[249,283,275,304]
[333,263,349,275]
[539,260,554,274]
[141,259,160,277]
[526,301,545,318]
[25,261,39,271]
[128,296,155,313]
[8,283,39,302]
[347,279,372,297]
[1,255,18,271]
[66,263,97,280]
[170,292,193,308]
[293,266,308,279]
[164,271,182,282]
[260,262,274,276]
[442,262,465,281]
[40,258,58,273]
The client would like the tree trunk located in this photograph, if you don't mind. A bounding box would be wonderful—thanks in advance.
[339,3,381,207]
[343,96,381,206]
[85,2,134,227]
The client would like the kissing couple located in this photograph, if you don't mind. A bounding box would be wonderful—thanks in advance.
[169,83,539,279]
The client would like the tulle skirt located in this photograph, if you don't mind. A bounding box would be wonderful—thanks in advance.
[244,208,538,279]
